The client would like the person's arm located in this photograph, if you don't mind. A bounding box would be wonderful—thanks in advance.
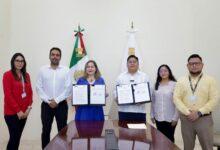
[3,73,21,113]
[24,73,33,118]
[54,72,72,104]
[198,78,219,114]
[27,73,33,106]
[172,108,180,121]
[114,76,121,102]
[173,81,190,115]
[36,70,50,103]
[150,90,156,123]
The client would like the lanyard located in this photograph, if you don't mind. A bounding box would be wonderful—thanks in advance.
[21,75,25,93]
[188,74,203,95]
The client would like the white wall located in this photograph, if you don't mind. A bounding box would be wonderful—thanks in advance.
[0,0,11,145]
[1,0,220,144]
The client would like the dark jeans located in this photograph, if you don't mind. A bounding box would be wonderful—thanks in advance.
[41,101,68,149]
[4,114,27,150]
[118,111,146,122]
[155,120,176,143]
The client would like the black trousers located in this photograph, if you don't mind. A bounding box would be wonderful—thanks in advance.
[4,114,27,150]
[155,120,176,143]
[41,101,68,149]
[118,112,146,122]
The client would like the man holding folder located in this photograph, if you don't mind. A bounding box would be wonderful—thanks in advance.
[115,55,151,122]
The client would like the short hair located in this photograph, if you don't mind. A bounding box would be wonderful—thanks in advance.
[187,54,202,62]
[49,47,62,57]
[127,55,139,62]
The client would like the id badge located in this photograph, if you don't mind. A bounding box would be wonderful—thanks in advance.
[21,92,27,99]
[189,95,197,102]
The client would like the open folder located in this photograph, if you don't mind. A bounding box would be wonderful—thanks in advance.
[116,82,151,105]
[72,84,106,105]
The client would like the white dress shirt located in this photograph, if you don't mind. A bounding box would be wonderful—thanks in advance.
[150,81,179,122]
[36,65,72,104]
[115,71,151,113]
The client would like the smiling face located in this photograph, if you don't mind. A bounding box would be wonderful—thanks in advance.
[127,57,139,74]
[187,57,203,76]
[14,56,25,71]
[159,66,169,80]
[50,49,61,66]
[86,62,96,76]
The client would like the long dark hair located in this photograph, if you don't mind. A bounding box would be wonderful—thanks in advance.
[155,64,176,90]
[83,60,101,80]
[10,53,27,82]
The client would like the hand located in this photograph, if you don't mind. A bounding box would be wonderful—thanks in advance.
[17,111,25,120]
[187,110,199,122]
[49,99,58,108]
[105,93,109,98]
[24,106,32,118]
[74,106,78,111]
[171,120,177,126]
[151,118,156,124]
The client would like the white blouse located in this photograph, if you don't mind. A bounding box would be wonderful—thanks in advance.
[150,81,179,122]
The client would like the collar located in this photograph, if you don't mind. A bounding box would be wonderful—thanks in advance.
[189,72,203,79]
[47,65,62,69]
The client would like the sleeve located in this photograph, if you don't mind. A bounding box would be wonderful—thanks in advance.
[36,69,50,103]
[27,73,33,106]
[114,76,121,99]
[76,77,83,85]
[150,90,155,118]
[98,77,105,85]
[173,80,191,115]
[172,108,180,121]
[54,71,72,103]
[199,78,219,114]
[3,73,21,113]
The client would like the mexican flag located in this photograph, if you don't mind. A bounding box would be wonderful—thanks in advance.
[69,26,89,82]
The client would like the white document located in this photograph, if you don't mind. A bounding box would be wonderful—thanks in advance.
[90,85,106,105]
[133,83,151,103]
[127,123,147,129]
[72,85,88,105]
[90,138,105,149]
[72,138,88,150]
[117,84,133,104]
[134,141,150,150]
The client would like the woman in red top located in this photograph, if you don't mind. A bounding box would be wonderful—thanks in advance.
[3,53,33,150]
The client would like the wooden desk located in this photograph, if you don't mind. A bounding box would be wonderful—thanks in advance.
[45,120,180,150]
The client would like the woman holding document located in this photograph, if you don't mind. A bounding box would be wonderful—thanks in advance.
[115,55,151,122]
[74,60,105,121]
[150,64,179,142]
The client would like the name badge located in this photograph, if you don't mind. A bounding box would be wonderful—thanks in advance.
[21,92,27,99]
[189,95,197,102]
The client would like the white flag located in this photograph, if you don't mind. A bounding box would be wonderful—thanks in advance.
[121,27,143,72]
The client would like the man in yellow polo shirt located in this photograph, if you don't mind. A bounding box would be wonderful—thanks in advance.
[174,54,219,150]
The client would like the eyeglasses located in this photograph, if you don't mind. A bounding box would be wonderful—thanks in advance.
[188,62,202,66]
[15,59,24,63]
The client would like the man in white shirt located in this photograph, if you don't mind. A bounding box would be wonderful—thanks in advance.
[36,47,72,149]
[115,55,151,122]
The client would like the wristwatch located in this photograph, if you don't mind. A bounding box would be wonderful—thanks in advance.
[197,111,202,117]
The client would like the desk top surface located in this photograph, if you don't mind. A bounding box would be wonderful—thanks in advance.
[45,120,180,150]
